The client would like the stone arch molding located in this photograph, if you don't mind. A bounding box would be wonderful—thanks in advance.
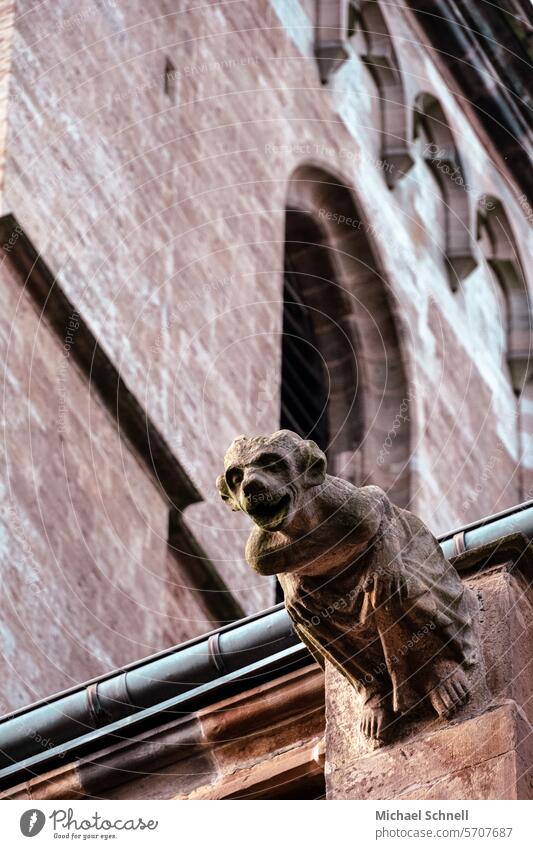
[314,0,350,83]
[477,197,533,393]
[347,0,414,187]
[414,93,477,289]
[284,164,412,507]
[313,1,413,188]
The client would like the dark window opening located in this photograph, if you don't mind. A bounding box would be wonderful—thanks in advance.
[278,229,332,605]
[280,258,330,453]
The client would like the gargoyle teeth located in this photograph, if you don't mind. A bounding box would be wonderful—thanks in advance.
[247,493,291,528]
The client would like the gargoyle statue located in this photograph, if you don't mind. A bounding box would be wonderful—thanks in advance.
[217,430,478,743]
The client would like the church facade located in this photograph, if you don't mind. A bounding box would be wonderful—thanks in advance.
[0,0,531,800]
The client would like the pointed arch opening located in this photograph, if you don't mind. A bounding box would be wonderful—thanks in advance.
[414,93,477,288]
[477,197,533,394]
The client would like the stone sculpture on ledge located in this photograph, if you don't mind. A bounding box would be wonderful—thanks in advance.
[217,430,479,744]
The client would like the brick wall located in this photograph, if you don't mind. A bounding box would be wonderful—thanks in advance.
[0,239,215,710]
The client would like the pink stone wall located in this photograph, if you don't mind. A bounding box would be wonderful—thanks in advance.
[0,247,214,711]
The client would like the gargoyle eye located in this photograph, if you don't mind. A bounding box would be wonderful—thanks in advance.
[255,453,287,472]
[225,467,243,489]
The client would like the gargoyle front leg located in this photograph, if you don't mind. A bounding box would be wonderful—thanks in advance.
[245,525,326,576]
[363,571,409,610]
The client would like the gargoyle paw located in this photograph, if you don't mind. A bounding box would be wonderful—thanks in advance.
[359,696,390,743]
[429,665,469,718]
[363,572,407,608]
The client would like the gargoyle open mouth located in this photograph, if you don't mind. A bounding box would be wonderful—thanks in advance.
[246,493,291,530]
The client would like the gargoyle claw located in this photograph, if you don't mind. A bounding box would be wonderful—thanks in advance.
[363,572,406,608]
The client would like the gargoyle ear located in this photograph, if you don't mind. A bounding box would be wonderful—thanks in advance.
[302,439,327,487]
[216,473,240,511]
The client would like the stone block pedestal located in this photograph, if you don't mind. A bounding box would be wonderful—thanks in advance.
[325,563,533,799]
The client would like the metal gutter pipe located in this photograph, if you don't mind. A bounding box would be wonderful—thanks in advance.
[0,644,310,791]
[0,606,295,773]
[438,499,533,560]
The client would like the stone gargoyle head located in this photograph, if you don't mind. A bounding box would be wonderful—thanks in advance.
[215,429,326,532]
